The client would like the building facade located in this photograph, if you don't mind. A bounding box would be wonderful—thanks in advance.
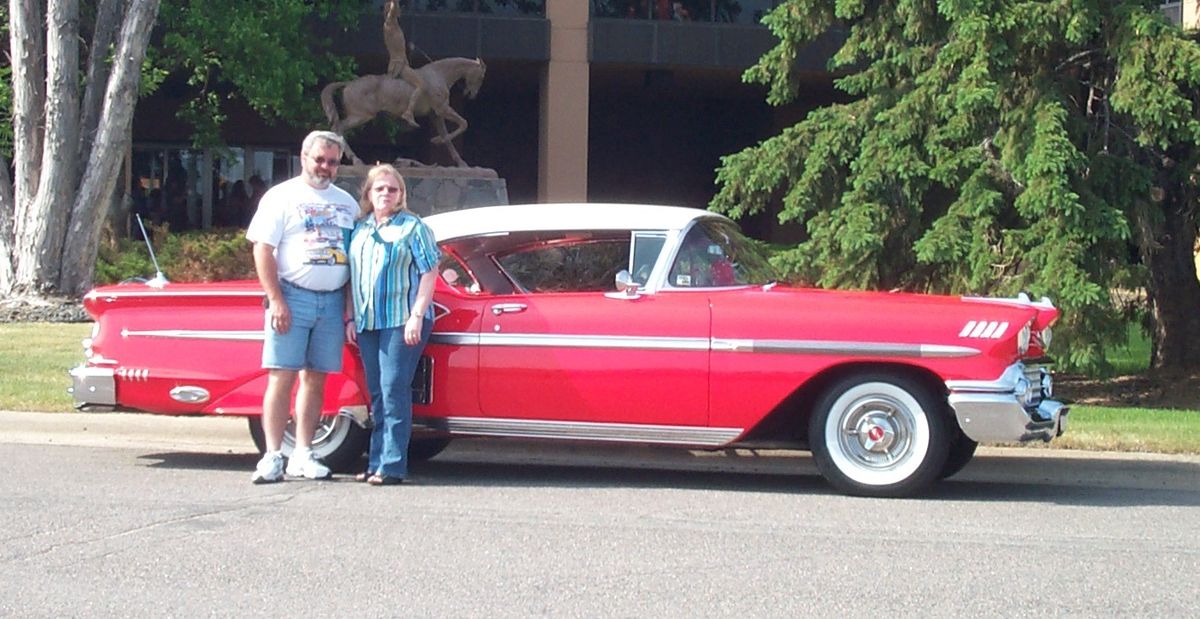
[128,0,1198,236]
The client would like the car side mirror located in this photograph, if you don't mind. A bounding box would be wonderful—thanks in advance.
[609,269,641,299]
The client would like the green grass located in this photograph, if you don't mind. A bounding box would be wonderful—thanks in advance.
[0,323,93,412]
[1,322,1197,454]
[1049,405,1200,455]
[1106,322,1152,375]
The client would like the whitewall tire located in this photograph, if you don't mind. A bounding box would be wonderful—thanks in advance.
[809,373,950,497]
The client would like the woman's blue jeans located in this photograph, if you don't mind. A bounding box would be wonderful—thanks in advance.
[356,320,432,478]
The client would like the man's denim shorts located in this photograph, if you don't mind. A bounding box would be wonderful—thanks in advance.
[262,280,345,373]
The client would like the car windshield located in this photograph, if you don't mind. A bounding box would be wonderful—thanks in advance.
[668,220,777,288]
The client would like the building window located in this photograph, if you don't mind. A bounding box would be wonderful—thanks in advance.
[410,1,546,16]
[130,145,294,233]
[1161,2,1183,25]
[592,0,780,24]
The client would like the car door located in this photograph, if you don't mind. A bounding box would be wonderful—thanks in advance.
[478,238,710,427]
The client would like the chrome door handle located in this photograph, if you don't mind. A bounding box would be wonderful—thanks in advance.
[491,303,527,315]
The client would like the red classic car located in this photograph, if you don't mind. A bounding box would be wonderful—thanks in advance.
[70,203,1066,496]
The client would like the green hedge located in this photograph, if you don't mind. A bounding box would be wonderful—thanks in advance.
[95,225,257,284]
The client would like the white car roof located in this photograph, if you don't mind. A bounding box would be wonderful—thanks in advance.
[424,203,727,242]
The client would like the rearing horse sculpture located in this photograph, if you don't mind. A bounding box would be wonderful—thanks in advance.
[320,57,486,167]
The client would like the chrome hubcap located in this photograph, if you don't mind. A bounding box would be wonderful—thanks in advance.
[281,415,351,458]
[839,397,914,470]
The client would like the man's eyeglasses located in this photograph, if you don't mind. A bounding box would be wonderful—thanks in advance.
[307,154,341,167]
[373,186,401,194]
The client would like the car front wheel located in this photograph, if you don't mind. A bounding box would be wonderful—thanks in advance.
[939,429,978,479]
[247,414,369,473]
[809,373,950,497]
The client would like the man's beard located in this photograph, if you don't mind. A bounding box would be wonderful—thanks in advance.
[305,171,332,189]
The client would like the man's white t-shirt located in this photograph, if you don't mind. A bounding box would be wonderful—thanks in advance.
[245,176,359,291]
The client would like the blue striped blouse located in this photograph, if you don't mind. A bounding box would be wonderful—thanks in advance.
[348,211,442,332]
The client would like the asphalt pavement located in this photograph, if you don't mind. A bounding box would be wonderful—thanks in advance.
[2,410,1199,617]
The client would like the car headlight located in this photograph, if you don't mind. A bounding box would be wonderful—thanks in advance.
[1015,376,1037,407]
[1040,326,1053,350]
[1017,321,1032,355]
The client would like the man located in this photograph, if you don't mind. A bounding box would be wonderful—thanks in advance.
[383,0,425,126]
[244,131,358,484]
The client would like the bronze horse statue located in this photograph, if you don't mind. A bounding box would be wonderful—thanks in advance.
[321,57,486,167]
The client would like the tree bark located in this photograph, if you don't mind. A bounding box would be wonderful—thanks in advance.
[59,0,163,294]
[15,0,80,292]
[77,0,125,174]
[8,0,45,257]
[1143,192,1200,371]
[0,156,14,291]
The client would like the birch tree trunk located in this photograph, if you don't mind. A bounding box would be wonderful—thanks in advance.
[0,156,14,292]
[1,0,161,297]
[14,0,80,291]
[59,0,163,294]
[6,0,45,289]
[77,0,125,174]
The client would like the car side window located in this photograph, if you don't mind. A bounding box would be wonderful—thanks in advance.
[668,220,776,287]
[670,225,729,287]
[630,232,666,285]
[439,255,480,294]
[497,239,631,293]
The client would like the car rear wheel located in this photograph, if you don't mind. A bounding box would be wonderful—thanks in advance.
[809,373,950,497]
[408,437,451,463]
[247,414,369,473]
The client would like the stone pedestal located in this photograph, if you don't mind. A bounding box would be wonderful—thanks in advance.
[334,164,508,217]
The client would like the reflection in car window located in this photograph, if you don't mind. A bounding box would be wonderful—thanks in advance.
[497,239,631,293]
[630,232,666,285]
[668,220,777,288]
[438,255,479,294]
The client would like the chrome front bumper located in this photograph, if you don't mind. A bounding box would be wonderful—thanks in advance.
[68,366,116,411]
[947,363,1069,443]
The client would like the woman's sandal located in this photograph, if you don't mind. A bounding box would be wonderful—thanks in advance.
[354,471,372,483]
[367,474,404,486]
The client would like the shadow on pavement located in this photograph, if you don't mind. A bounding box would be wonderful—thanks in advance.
[138,451,260,472]
[132,447,1200,506]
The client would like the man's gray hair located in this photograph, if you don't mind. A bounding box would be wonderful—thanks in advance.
[301,130,346,156]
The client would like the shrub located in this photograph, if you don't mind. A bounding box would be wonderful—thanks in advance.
[95,225,257,284]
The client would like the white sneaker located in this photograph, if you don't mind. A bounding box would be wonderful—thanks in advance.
[251,451,284,484]
[285,448,332,480]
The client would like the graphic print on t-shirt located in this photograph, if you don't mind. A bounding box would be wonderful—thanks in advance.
[299,202,352,266]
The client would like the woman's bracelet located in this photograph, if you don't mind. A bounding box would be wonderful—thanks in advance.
[343,318,353,325]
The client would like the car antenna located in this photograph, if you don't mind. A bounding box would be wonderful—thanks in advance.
[135,214,169,288]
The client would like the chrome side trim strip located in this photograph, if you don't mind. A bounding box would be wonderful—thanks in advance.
[711,338,980,358]
[431,331,978,358]
[431,333,481,346]
[88,290,265,300]
[122,329,264,341]
[421,416,743,446]
[478,333,710,350]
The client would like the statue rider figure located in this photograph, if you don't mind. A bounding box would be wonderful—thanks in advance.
[384,0,425,127]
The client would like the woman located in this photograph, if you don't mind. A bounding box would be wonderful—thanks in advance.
[345,164,440,486]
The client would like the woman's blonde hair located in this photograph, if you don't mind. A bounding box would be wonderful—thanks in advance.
[357,164,408,219]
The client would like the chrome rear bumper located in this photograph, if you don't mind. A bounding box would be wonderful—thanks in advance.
[68,366,116,411]
[947,363,1068,443]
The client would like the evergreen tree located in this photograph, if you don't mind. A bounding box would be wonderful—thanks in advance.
[713,1,1200,372]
